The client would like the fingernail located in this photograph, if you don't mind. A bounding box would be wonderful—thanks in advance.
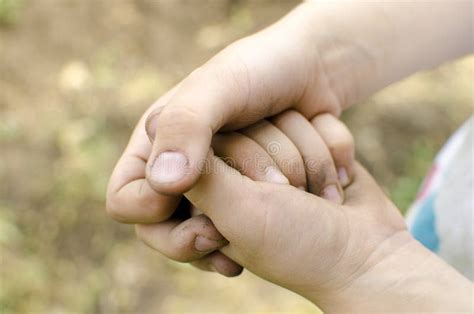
[150,151,188,184]
[145,106,166,142]
[264,166,289,184]
[195,236,224,253]
[297,186,306,191]
[322,184,343,204]
[338,167,350,186]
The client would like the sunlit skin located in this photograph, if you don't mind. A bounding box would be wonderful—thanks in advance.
[107,1,473,312]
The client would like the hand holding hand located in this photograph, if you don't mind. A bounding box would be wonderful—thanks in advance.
[137,158,472,312]
[107,109,354,276]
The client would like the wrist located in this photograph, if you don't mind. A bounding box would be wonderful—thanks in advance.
[299,1,472,110]
[310,231,473,313]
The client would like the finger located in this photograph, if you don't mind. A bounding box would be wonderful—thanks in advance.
[184,154,337,268]
[136,132,290,267]
[184,155,267,246]
[241,120,307,189]
[106,87,182,224]
[135,214,228,263]
[144,29,315,195]
[188,208,242,277]
[311,113,355,187]
[212,132,289,185]
[191,251,243,277]
[107,183,181,224]
[194,134,288,276]
[271,110,343,203]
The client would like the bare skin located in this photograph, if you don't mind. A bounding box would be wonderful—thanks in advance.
[108,109,354,276]
[106,1,473,311]
[175,158,473,313]
[142,0,471,195]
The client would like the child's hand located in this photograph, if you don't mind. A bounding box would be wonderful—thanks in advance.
[106,110,354,276]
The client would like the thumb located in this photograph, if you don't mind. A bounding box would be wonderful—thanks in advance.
[144,24,312,195]
[183,154,268,245]
[184,153,343,275]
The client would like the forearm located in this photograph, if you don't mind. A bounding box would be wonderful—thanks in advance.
[311,231,473,313]
[300,0,472,108]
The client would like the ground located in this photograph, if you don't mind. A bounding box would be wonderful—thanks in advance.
[0,0,472,313]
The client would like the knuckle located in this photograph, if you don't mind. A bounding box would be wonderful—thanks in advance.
[137,225,195,263]
[310,170,328,192]
[138,199,172,223]
[159,105,201,126]
[213,48,251,89]
[148,211,171,223]
[105,196,126,222]
[157,105,212,138]
[275,109,302,123]
[306,159,332,189]
[284,157,306,182]
[172,234,201,263]
[327,136,355,161]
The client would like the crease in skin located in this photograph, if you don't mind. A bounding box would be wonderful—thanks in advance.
[307,209,354,293]
[264,166,289,185]
[144,110,164,142]
[241,119,307,188]
[272,110,340,196]
[111,153,148,196]
[188,57,241,132]
[137,179,146,197]
[229,49,252,121]
[317,231,417,312]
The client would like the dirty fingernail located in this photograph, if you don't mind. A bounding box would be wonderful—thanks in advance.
[150,151,188,184]
[322,184,343,204]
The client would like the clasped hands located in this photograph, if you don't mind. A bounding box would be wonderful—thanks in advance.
[106,103,412,310]
[105,1,472,310]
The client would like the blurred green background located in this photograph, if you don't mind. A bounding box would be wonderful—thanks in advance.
[0,0,472,313]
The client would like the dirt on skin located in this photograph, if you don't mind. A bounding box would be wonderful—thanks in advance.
[0,0,472,313]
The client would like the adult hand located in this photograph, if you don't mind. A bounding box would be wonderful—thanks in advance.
[137,157,472,312]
